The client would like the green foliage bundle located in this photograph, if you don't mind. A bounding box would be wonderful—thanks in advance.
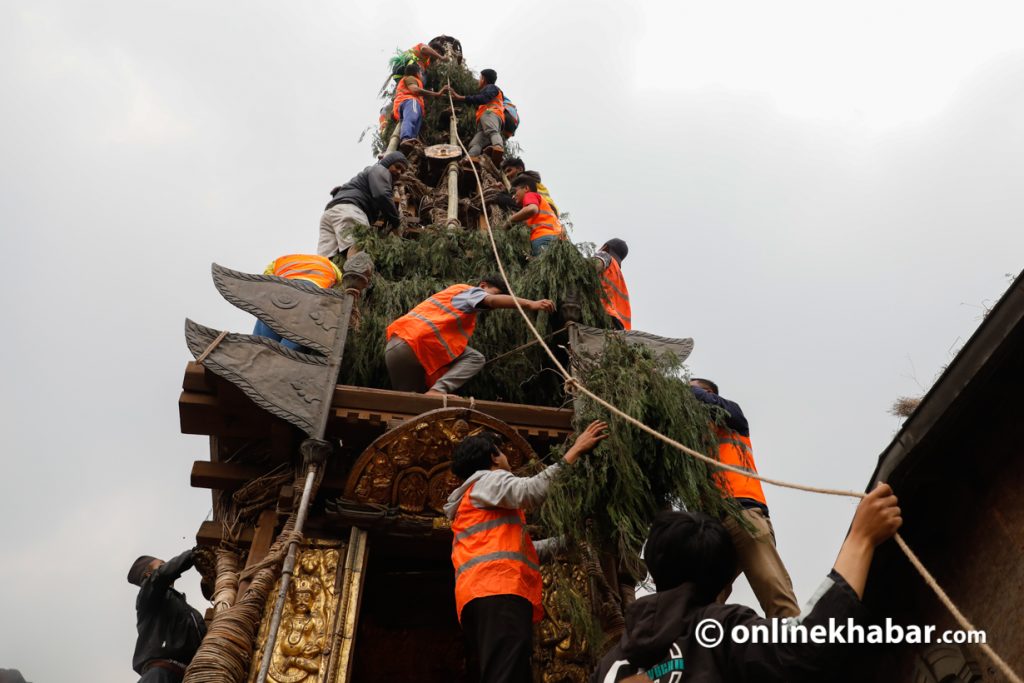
[340,224,613,406]
[540,339,740,571]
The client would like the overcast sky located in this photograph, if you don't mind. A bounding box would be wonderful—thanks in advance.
[2,1,1022,680]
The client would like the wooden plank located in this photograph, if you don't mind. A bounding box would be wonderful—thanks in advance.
[190,460,346,493]
[184,361,215,393]
[332,384,573,430]
[197,521,254,547]
[238,509,278,596]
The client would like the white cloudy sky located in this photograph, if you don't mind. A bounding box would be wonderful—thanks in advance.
[2,1,1022,680]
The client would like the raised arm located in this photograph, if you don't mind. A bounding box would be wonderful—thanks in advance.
[471,421,609,510]
[482,293,555,313]
[832,483,902,597]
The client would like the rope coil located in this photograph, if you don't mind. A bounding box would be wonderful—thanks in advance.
[444,83,1022,683]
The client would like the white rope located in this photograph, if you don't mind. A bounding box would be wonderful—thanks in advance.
[443,83,1022,683]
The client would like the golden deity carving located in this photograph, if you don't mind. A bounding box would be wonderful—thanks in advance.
[250,543,343,683]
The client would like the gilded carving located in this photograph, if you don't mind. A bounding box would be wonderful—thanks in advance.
[343,408,536,515]
[250,542,344,683]
[534,562,594,683]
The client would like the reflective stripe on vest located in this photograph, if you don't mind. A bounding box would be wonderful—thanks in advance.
[476,88,505,123]
[385,284,479,376]
[450,482,544,623]
[600,257,632,330]
[713,427,767,505]
[393,75,425,121]
[526,193,563,241]
[271,254,338,289]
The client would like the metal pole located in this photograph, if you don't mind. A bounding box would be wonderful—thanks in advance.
[255,465,318,683]
[446,114,459,226]
[255,294,354,683]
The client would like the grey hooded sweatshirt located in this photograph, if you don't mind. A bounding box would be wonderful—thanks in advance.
[325,151,407,228]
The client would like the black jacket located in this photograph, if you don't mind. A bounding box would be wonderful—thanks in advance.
[325,152,404,228]
[593,571,868,683]
[132,549,207,674]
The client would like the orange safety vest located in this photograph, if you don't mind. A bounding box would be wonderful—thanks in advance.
[600,258,632,330]
[385,284,479,377]
[393,75,425,121]
[713,427,767,506]
[270,254,339,289]
[450,481,544,623]
[525,193,563,242]
[476,87,505,124]
[410,43,432,69]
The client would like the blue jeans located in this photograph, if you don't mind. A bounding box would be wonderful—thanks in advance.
[253,319,303,351]
[400,99,422,140]
[531,235,559,256]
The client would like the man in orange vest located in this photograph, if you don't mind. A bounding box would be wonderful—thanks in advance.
[689,378,800,618]
[445,68,506,165]
[444,420,609,683]
[593,238,631,330]
[385,275,555,395]
[394,64,445,151]
[252,254,343,350]
[508,174,564,256]
[501,158,560,217]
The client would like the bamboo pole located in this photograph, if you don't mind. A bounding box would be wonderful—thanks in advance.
[385,122,400,153]
[446,114,459,226]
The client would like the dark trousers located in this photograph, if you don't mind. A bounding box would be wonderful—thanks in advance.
[462,595,534,683]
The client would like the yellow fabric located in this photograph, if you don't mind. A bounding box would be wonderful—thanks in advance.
[536,181,560,217]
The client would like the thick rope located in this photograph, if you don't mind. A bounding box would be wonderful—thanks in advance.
[212,548,241,613]
[444,85,1022,683]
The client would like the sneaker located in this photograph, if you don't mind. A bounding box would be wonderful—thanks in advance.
[488,146,504,165]
[399,137,417,152]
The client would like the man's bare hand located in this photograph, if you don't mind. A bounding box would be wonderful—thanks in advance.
[850,483,902,548]
[564,420,609,464]
[529,299,556,313]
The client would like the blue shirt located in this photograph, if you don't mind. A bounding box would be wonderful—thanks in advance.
[451,286,490,313]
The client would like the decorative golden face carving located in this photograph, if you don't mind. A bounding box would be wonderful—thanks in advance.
[344,408,537,515]
[250,542,344,683]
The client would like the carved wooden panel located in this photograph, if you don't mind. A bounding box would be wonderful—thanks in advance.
[249,540,345,683]
[343,408,537,515]
[534,561,595,683]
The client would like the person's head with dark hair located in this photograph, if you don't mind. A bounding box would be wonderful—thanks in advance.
[511,174,538,203]
[451,432,508,479]
[404,63,422,77]
[479,68,497,85]
[478,274,510,296]
[600,238,629,263]
[690,378,719,394]
[521,169,542,183]
[502,157,526,180]
[644,510,737,602]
